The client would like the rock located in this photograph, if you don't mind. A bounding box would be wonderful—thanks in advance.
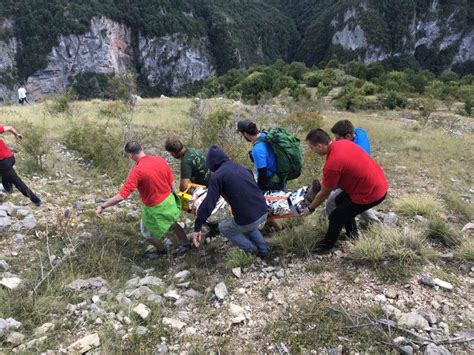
[131,265,144,276]
[15,208,31,218]
[173,270,190,282]
[162,317,186,330]
[115,293,132,305]
[440,252,454,261]
[419,276,436,287]
[232,267,242,278]
[276,269,285,278]
[128,286,154,300]
[214,282,227,300]
[374,294,387,303]
[229,303,245,317]
[34,322,55,336]
[164,289,181,300]
[419,311,437,325]
[0,260,10,271]
[139,276,163,287]
[0,318,22,336]
[12,214,37,230]
[125,277,140,289]
[398,312,431,331]
[147,294,163,304]
[384,212,399,227]
[461,222,474,234]
[231,315,246,324]
[182,289,203,299]
[385,289,398,299]
[156,342,168,354]
[67,333,100,353]
[424,343,451,355]
[65,277,107,291]
[433,278,453,290]
[7,331,25,345]
[136,326,148,336]
[415,215,428,223]
[393,336,407,345]
[133,304,151,320]
[0,216,12,232]
[401,345,414,355]
[26,336,47,349]
[0,277,23,290]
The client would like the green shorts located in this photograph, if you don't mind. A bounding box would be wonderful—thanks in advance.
[141,193,181,240]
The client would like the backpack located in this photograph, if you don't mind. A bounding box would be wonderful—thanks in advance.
[256,128,302,184]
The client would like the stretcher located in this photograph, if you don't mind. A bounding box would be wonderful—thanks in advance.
[177,181,320,222]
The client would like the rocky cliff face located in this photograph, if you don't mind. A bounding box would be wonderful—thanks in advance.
[0,17,214,102]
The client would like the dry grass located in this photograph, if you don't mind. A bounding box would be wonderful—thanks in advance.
[395,194,443,218]
[457,238,474,262]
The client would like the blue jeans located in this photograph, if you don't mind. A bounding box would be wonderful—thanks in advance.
[218,213,269,256]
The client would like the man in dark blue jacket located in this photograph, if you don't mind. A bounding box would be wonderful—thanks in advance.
[192,145,270,257]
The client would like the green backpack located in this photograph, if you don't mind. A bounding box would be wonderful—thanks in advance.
[256,128,302,184]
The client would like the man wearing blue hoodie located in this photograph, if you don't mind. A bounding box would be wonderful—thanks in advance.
[192,145,270,257]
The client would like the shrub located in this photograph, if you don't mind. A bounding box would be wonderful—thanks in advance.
[226,249,256,268]
[269,223,326,257]
[287,61,308,81]
[63,121,128,182]
[281,111,324,137]
[395,194,443,218]
[381,91,407,109]
[333,83,368,111]
[305,71,324,87]
[457,239,474,262]
[347,227,438,282]
[360,82,379,95]
[45,88,74,116]
[17,121,50,173]
[423,218,460,247]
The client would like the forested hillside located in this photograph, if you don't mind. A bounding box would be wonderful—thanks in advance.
[0,0,472,98]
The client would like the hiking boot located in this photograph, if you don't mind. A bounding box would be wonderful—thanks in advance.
[204,223,220,239]
[30,194,42,207]
[173,243,192,255]
[2,184,13,194]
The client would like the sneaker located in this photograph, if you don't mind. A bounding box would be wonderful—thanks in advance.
[173,244,192,255]
[2,184,13,194]
[145,250,167,260]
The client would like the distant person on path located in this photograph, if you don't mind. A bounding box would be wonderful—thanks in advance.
[192,145,270,258]
[302,129,388,252]
[96,141,190,258]
[164,137,211,191]
[237,118,283,233]
[17,86,29,105]
[324,119,381,226]
[0,124,41,206]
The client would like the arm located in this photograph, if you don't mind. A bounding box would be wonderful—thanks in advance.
[307,185,332,211]
[257,168,269,191]
[95,193,125,217]
[179,178,190,192]
[192,177,221,247]
[1,126,23,140]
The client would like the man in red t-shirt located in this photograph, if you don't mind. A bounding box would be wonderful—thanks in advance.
[302,128,388,252]
[96,141,189,257]
[0,125,41,206]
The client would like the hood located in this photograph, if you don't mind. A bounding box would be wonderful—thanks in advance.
[206,145,230,172]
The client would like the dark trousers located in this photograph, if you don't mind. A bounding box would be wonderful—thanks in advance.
[322,191,386,249]
[0,156,35,198]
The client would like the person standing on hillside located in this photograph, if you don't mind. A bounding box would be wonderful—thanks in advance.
[164,137,211,191]
[17,86,29,105]
[192,145,270,258]
[237,118,283,233]
[96,141,190,258]
[302,129,388,252]
[0,124,41,206]
[324,119,381,226]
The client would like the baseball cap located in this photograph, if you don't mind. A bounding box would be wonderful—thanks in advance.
[236,118,254,133]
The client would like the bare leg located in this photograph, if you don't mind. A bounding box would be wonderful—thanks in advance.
[265,218,283,232]
[146,237,166,252]
[171,223,189,244]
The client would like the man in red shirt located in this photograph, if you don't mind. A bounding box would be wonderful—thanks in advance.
[96,141,189,257]
[302,128,388,252]
[0,125,41,206]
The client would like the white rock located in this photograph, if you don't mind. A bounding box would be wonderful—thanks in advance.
[125,277,140,289]
[0,277,23,290]
[147,294,163,304]
[229,303,244,317]
[164,289,181,300]
[0,216,12,232]
[374,294,387,303]
[133,304,151,320]
[0,260,10,271]
[7,331,25,345]
[34,322,55,336]
[162,317,186,330]
[182,289,203,299]
[173,270,190,281]
[398,312,431,331]
[214,282,227,300]
[232,267,242,278]
[433,278,453,290]
[67,333,100,353]
[231,315,246,324]
[136,326,148,336]
[65,277,107,291]
[139,276,163,287]
[461,222,474,233]
[424,343,451,355]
